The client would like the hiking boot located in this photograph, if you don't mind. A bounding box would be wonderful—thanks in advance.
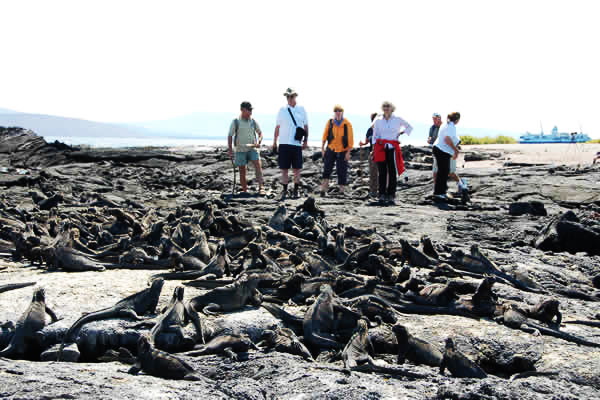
[378,194,387,205]
[387,194,396,205]
[319,190,327,197]
[293,184,299,199]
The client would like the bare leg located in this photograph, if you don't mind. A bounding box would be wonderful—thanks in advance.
[239,166,247,192]
[252,160,264,188]
[321,179,329,192]
[448,173,460,183]
[293,169,301,184]
[281,169,289,185]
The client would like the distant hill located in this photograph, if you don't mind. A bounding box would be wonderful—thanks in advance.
[0,109,521,143]
[0,113,155,138]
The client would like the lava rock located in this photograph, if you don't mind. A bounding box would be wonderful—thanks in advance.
[509,201,547,217]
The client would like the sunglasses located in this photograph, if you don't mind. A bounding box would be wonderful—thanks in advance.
[334,110,343,112]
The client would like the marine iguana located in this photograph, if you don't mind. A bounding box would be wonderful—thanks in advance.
[149,286,203,351]
[342,318,376,369]
[399,239,438,268]
[258,325,313,361]
[303,285,350,350]
[58,278,164,360]
[268,204,287,232]
[0,287,59,359]
[392,324,442,367]
[128,335,202,380]
[181,331,258,360]
[497,302,600,347]
[186,274,262,315]
[439,337,487,378]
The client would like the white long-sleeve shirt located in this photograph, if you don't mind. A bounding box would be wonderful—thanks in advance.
[372,115,412,148]
[435,122,459,155]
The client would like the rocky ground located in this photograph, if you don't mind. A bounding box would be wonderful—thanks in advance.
[1,127,600,399]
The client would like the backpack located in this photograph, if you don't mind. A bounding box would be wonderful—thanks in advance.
[233,118,257,146]
[327,119,349,149]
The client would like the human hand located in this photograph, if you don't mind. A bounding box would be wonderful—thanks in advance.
[345,152,350,161]
[452,151,459,160]
[302,141,308,150]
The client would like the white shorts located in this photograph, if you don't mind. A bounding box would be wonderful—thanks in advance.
[432,156,457,173]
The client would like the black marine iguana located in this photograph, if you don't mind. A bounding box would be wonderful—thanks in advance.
[58,278,164,360]
[0,287,59,359]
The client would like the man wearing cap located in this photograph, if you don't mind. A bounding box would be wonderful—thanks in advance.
[320,105,354,196]
[273,88,309,200]
[228,101,265,195]
[427,113,442,146]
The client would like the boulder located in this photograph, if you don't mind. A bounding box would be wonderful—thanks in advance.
[509,201,547,217]
[535,211,600,255]
[41,343,80,362]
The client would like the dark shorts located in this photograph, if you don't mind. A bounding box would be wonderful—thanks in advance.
[278,144,303,169]
[322,148,348,184]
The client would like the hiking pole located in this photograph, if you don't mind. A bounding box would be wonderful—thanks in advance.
[231,158,237,196]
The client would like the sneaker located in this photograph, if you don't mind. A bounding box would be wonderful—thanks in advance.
[433,194,447,203]
[387,195,396,205]
[319,190,326,197]
[378,195,387,205]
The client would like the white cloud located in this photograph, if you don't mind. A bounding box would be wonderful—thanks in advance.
[1,0,598,136]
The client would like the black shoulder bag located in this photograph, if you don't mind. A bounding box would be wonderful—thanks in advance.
[287,107,307,142]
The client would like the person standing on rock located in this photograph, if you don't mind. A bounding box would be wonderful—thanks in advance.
[227,101,265,195]
[359,112,379,198]
[372,101,412,205]
[320,105,354,197]
[273,88,309,200]
[433,112,461,201]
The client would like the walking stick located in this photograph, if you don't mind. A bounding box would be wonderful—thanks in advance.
[231,158,237,196]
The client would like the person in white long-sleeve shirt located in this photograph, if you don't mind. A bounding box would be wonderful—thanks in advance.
[371,101,412,204]
[433,112,461,200]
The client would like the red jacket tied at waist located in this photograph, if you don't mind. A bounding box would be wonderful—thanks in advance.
[373,139,405,175]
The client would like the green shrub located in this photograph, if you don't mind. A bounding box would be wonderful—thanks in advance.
[587,139,600,144]
[460,135,517,145]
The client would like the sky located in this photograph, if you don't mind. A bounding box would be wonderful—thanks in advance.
[1,1,599,137]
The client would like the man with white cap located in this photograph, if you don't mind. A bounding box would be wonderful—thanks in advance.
[273,88,309,200]
[427,113,442,146]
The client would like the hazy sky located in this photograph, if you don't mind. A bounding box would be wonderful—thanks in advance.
[2,1,599,136]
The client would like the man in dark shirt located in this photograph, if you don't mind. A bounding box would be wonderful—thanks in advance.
[427,113,442,146]
[359,113,379,197]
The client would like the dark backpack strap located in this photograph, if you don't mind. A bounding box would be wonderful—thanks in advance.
[327,119,334,144]
[233,119,239,146]
[343,123,348,149]
[287,108,298,127]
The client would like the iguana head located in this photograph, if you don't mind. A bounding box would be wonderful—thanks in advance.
[33,287,46,302]
[137,334,153,355]
[173,286,184,302]
[444,337,455,351]
[392,323,409,341]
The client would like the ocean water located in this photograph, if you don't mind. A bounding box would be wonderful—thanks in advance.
[44,135,425,149]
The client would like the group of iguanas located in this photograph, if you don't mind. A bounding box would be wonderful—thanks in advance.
[2,196,600,382]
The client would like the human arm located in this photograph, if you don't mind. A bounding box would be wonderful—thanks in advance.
[397,116,413,137]
[345,122,354,161]
[273,126,280,150]
[445,124,459,159]
[228,120,236,158]
[255,121,263,145]
[303,124,309,150]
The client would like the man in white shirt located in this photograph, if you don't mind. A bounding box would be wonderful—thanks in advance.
[272,88,309,200]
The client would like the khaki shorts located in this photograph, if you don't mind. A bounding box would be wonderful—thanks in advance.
[234,149,260,166]
[433,156,456,173]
